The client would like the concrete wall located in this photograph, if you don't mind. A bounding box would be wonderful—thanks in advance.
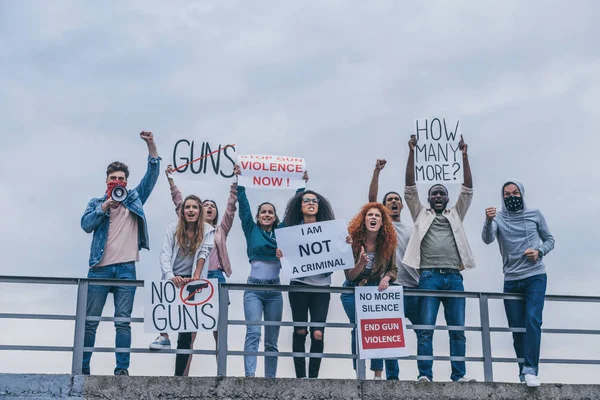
[1,374,599,400]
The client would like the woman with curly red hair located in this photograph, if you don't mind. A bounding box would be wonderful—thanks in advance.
[340,202,398,379]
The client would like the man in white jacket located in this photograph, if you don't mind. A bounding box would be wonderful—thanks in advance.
[403,134,475,383]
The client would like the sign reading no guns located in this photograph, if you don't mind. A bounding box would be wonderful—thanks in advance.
[356,286,409,359]
[144,279,219,333]
[414,117,463,184]
[277,220,354,279]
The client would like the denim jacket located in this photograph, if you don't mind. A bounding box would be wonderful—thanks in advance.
[81,155,161,267]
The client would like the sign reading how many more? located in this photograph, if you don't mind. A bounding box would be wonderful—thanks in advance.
[414,118,463,184]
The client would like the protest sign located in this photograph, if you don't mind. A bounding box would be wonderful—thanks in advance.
[237,154,305,189]
[356,286,409,359]
[144,279,219,333]
[413,118,463,184]
[277,220,354,279]
[171,139,237,179]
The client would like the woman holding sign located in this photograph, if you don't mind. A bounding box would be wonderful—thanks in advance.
[277,190,336,379]
[149,193,215,377]
[340,202,398,379]
[234,165,306,378]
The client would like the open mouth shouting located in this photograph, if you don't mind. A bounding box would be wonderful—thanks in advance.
[185,211,198,222]
[365,207,383,232]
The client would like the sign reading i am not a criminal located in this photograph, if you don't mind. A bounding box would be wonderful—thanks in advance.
[237,154,306,190]
[356,286,409,359]
[414,118,463,184]
[144,279,219,333]
[277,220,354,279]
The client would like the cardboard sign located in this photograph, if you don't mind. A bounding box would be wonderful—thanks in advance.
[144,279,219,333]
[277,220,354,279]
[171,139,237,179]
[413,118,463,184]
[237,154,305,189]
[356,286,409,359]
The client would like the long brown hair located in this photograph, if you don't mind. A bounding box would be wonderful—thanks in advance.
[176,195,205,255]
[347,202,397,279]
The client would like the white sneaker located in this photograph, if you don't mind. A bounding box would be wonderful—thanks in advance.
[417,376,432,383]
[456,376,477,382]
[524,374,540,387]
[149,335,171,350]
[374,376,382,380]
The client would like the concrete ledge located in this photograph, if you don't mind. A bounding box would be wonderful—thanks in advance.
[1,374,599,399]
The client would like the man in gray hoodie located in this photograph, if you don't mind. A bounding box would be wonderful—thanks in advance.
[482,181,555,387]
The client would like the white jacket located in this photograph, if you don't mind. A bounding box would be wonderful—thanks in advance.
[402,184,476,271]
[160,221,215,280]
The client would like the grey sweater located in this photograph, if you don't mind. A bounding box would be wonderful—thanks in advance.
[481,180,555,281]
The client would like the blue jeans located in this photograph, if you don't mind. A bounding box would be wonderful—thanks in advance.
[243,277,283,378]
[503,273,547,377]
[340,280,397,374]
[207,269,226,283]
[417,269,466,381]
[82,262,136,374]
[384,287,420,379]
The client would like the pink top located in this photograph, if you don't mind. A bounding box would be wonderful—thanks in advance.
[96,204,139,267]
[171,183,237,277]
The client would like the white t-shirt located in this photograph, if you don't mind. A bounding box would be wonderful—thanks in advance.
[393,221,419,288]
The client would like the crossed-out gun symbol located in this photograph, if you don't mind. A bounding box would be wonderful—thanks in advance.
[184,282,209,302]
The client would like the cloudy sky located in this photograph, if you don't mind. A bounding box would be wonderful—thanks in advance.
[1,0,599,384]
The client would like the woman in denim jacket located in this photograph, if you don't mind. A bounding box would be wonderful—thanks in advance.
[340,202,398,379]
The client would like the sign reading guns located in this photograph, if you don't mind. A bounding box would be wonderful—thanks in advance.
[144,279,219,333]
[277,220,354,279]
[414,118,463,184]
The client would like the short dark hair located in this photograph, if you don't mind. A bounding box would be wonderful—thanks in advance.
[428,184,448,197]
[382,191,403,206]
[106,161,129,179]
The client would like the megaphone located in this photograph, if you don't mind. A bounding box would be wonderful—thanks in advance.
[111,185,129,202]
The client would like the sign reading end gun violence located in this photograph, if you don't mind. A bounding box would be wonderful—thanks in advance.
[144,279,219,333]
[356,286,409,359]
[277,220,354,279]
[237,154,305,190]
[414,118,463,184]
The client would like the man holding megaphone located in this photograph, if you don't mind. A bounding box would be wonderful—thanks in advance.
[80,131,160,376]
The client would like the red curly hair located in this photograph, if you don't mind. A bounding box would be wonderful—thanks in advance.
[347,202,398,279]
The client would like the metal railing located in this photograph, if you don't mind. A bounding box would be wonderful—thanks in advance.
[2,275,600,382]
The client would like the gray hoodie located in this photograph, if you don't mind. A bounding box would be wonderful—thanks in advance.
[481,181,555,281]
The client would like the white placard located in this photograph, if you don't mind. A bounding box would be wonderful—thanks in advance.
[278,220,354,279]
[171,139,237,180]
[414,118,463,184]
[237,154,305,189]
[356,285,410,359]
[144,279,219,333]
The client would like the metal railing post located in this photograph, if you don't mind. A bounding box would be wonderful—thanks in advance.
[354,293,366,380]
[479,294,494,382]
[216,284,229,377]
[71,279,88,375]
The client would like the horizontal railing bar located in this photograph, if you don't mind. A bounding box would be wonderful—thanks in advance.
[0,276,82,285]
[0,345,73,352]
[86,316,144,323]
[227,351,483,362]
[491,327,600,335]
[0,313,75,321]
[227,320,354,329]
[492,357,600,365]
[83,347,216,355]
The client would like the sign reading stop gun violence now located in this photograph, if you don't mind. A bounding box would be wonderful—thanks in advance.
[237,154,305,190]
[356,286,409,359]
[277,220,354,279]
[414,118,463,184]
[144,279,219,333]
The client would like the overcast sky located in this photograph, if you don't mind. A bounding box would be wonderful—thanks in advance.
[1,0,599,384]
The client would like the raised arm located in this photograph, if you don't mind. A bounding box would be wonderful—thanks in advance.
[459,135,472,189]
[234,165,256,236]
[134,131,161,204]
[405,135,417,186]
[219,182,238,236]
[481,207,498,244]
[368,160,386,202]
[165,165,183,215]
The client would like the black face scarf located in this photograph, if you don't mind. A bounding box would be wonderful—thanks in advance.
[504,195,524,212]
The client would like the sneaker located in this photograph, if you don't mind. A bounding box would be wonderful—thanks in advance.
[417,376,432,383]
[115,369,129,376]
[374,376,382,380]
[524,374,540,387]
[149,335,171,350]
[456,376,477,382]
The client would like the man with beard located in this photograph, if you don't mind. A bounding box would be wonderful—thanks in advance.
[367,159,420,380]
[403,134,476,383]
[80,131,160,376]
[482,181,554,387]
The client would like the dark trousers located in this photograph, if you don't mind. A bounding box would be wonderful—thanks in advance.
[289,281,331,378]
[175,332,193,376]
